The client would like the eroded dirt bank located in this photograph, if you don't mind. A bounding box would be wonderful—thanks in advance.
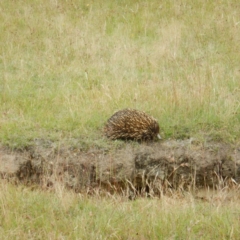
[0,139,240,195]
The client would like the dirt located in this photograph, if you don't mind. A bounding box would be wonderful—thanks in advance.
[1,138,240,196]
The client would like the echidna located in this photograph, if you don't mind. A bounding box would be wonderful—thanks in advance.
[104,108,161,141]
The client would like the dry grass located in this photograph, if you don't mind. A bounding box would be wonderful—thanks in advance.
[1,1,240,237]
[0,0,240,147]
[0,181,240,239]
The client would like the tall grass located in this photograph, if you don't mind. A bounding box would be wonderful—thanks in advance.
[1,0,240,146]
[1,181,240,239]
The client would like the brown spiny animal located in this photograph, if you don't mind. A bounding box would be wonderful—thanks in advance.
[104,109,161,141]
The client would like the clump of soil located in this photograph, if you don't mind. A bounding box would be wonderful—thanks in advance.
[0,139,240,196]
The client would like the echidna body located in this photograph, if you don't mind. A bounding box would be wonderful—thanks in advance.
[104,109,161,141]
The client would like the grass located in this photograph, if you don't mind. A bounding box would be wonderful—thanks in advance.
[1,1,240,238]
[1,0,240,147]
[0,181,240,239]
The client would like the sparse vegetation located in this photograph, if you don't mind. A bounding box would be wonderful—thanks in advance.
[1,0,240,239]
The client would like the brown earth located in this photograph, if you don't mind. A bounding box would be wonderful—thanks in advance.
[1,139,240,197]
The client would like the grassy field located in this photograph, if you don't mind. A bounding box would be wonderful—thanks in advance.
[0,181,240,239]
[1,0,240,147]
[1,0,240,239]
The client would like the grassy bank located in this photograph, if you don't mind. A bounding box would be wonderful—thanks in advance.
[0,182,239,239]
[1,0,240,147]
[1,2,240,238]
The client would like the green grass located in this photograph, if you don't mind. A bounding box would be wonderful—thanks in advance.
[1,0,240,147]
[1,2,240,238]
[0,182,240,239]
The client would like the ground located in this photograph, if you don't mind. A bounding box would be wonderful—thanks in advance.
[1,139,239,197]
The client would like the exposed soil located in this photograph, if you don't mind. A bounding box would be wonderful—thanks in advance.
[1,139,240,196]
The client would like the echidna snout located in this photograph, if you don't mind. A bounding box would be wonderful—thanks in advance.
[104,109,161,141]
